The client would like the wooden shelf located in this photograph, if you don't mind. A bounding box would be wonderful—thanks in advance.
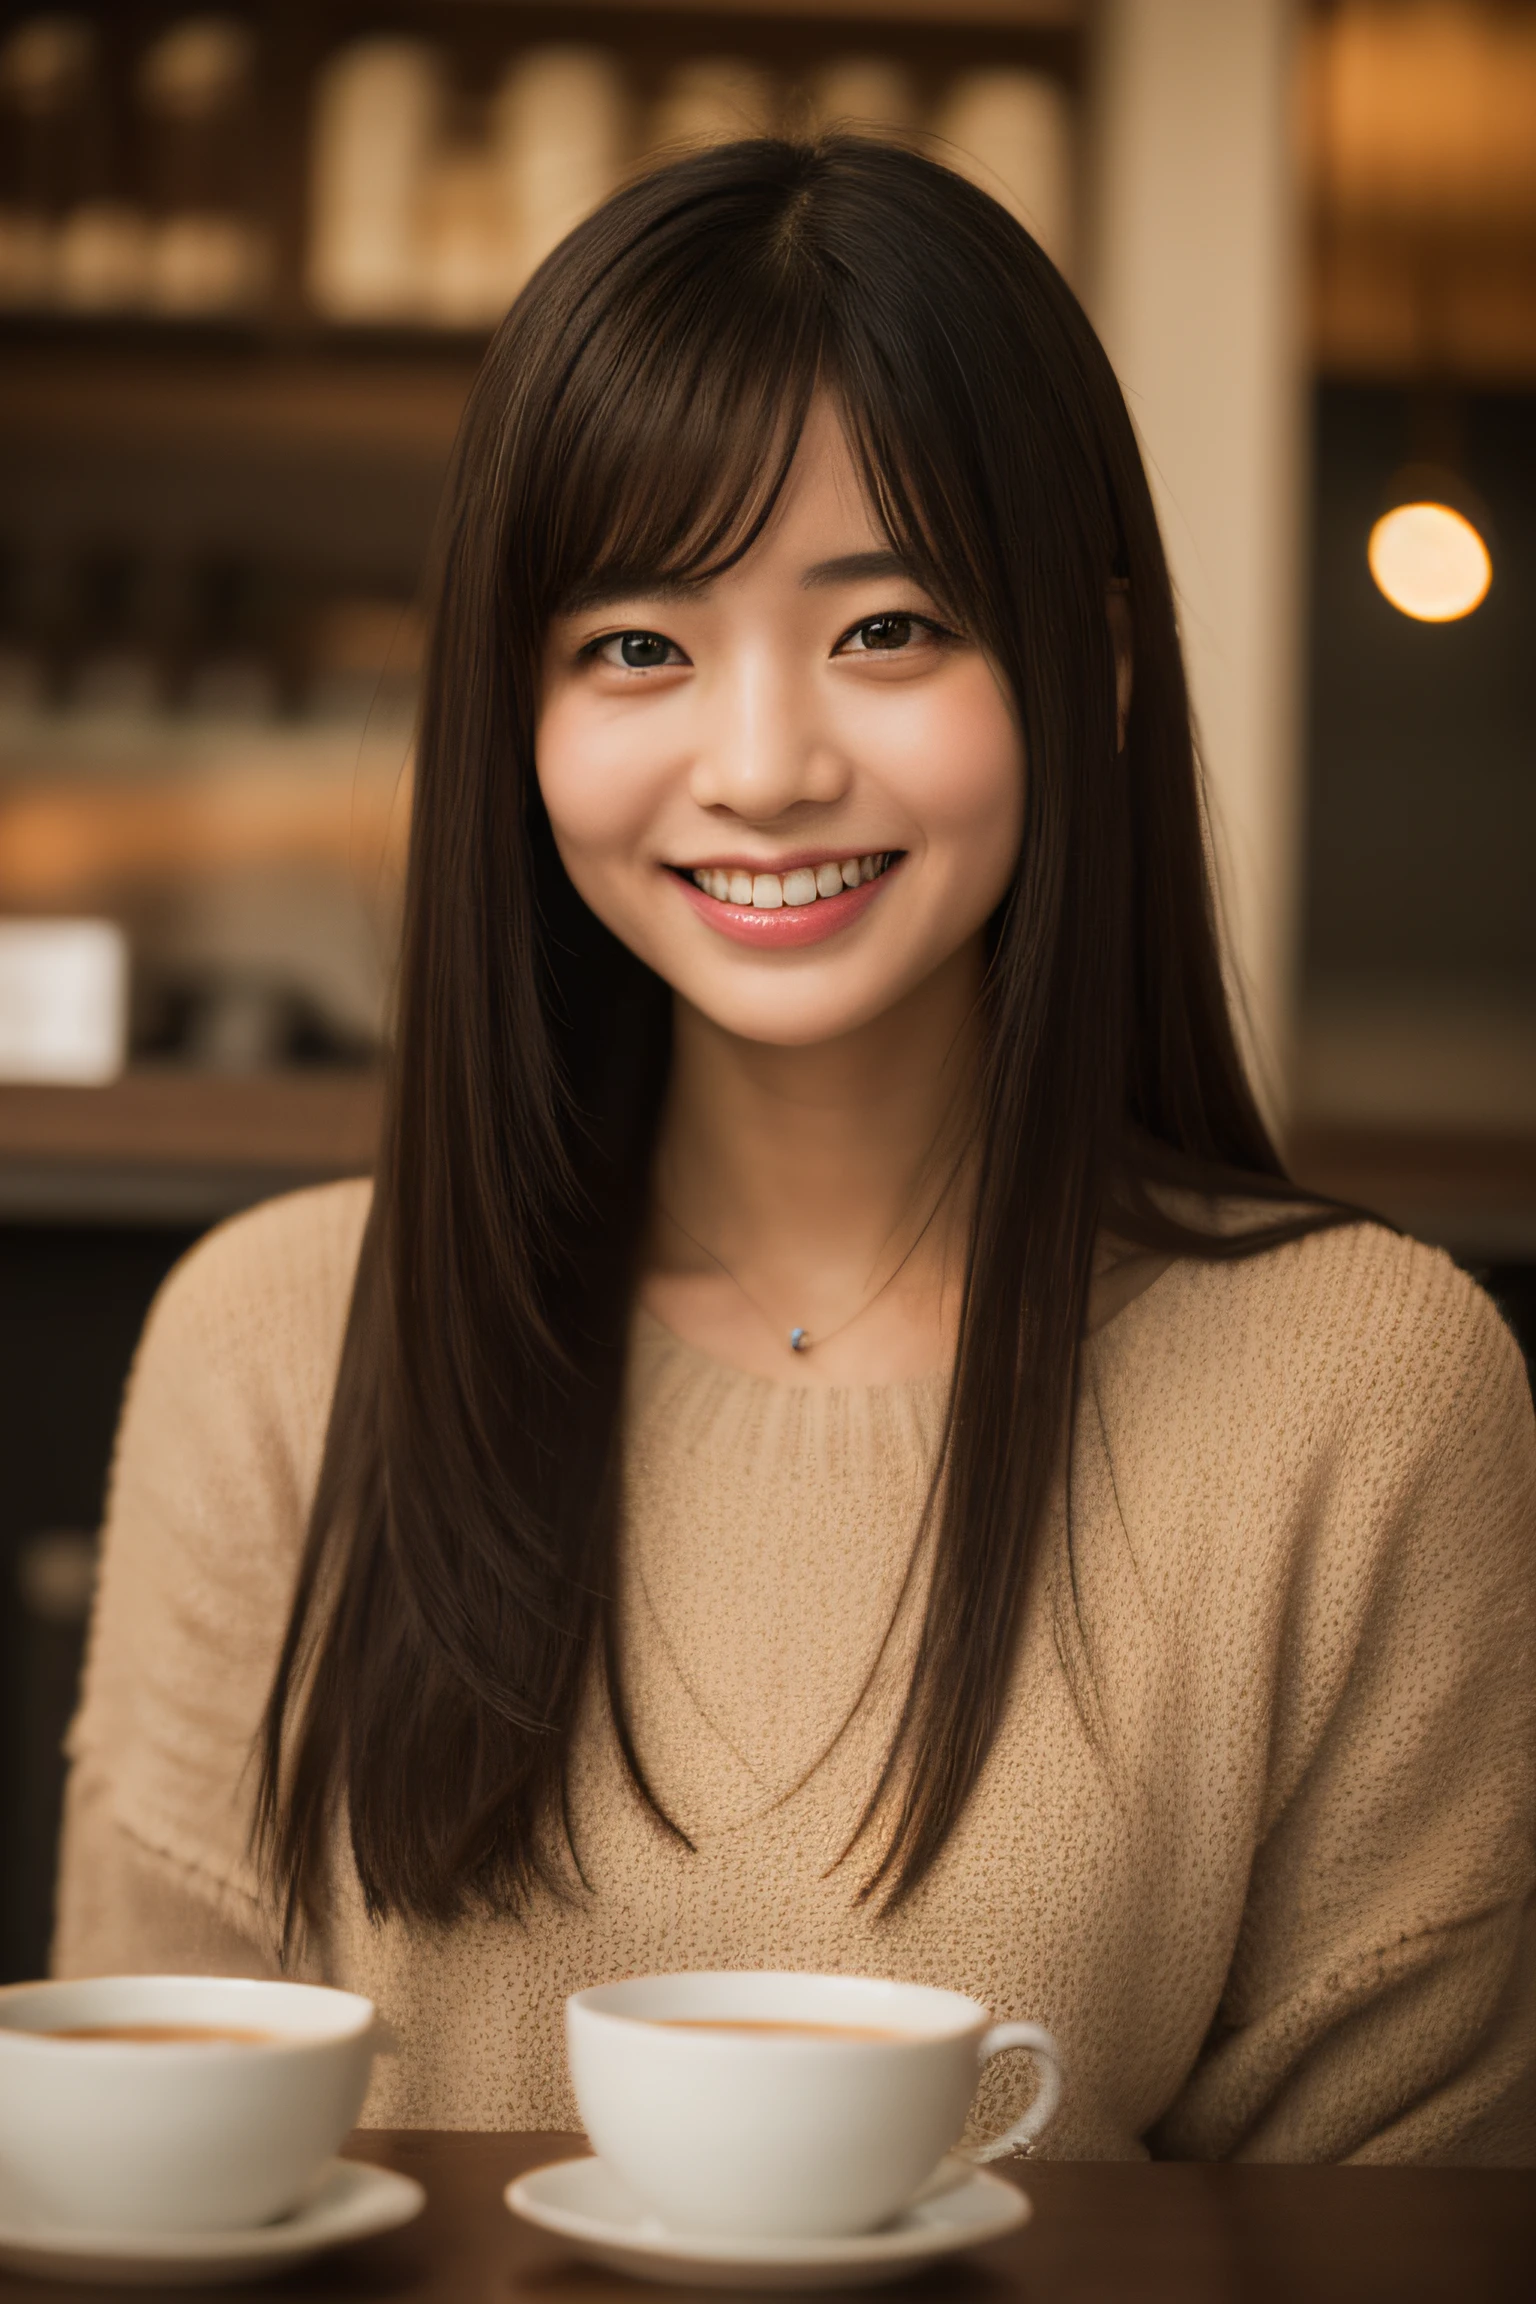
[1289,1123,1536,1263]
[0,338,479,463]
[0,0,1087,462]
[551,0,1081,19]
[0,1070,382,1225]
[1302,6,1536,383]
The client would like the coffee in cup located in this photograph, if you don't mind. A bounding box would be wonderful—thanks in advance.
[566,1970,1062,2240]
[0,1975,381,2232]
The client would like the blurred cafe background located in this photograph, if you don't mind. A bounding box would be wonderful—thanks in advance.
[0,0,1532,1977]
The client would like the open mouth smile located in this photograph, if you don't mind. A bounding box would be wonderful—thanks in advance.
[669,851,902,950]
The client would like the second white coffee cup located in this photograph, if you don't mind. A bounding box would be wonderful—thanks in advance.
[566,1970,1062,2240]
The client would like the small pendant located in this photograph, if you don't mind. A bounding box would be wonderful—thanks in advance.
[789,1327,810,1353]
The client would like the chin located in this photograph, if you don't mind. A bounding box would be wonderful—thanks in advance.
[673,968,935,1050]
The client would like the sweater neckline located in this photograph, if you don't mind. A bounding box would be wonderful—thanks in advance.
[630,1302,951,1401]
[630,1240,1181,1399]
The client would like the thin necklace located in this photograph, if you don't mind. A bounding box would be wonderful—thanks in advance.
[657,1184,952,1357]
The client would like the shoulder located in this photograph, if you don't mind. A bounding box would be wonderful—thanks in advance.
[1097,1216,1530,1456]
[141,1176,373,1375]
[125,1178,375,1463]
[1085,1222,1535,1786]
[107,1177,375,1578]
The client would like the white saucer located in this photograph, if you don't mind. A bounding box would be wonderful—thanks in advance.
[506,2153,1029,2290]
[0,2158,425,2288]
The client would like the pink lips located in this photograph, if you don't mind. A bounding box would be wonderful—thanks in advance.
[673,861,901,949]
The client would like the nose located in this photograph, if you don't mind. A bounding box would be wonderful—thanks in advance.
[686,644,850,822]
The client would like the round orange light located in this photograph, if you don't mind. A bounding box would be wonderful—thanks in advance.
[1367,501,1492,623]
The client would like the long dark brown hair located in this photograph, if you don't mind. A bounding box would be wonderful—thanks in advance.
[258,135,1355,1942]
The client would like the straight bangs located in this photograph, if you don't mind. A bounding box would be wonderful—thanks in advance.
[512,179,829,623]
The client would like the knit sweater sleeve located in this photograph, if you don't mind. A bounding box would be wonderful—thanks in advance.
[51,1181,370,1980]
[1152,1255,1536,2164]
[53,1762,286,1981]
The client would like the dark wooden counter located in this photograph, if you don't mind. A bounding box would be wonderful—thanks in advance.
[1288,1122,1536,1263]
[3,2131,1531,2303]
[0,1071,381,1223]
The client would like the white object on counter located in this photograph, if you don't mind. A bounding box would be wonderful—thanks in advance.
[494,45,631,291]
[0,918,128,1084]
[931,69,1075,279]
[307,37,442,321]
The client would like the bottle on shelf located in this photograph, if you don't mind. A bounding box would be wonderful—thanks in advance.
[136,15,267,319]
[181,558,281,724]
[930,69,1076,280]
[417,137,503,329]
[0,546,49,719]
[493,46,631,294]
[303,594,423,728]
[648,58,782,156]
[803,58,918,142]
[0,14,149,314]
[307,36,443,323]
[66,550,163,719]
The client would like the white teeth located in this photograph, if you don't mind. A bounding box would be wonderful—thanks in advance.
[691,855,893,909]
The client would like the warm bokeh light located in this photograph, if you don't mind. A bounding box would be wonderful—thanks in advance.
[1367,501,1492,623]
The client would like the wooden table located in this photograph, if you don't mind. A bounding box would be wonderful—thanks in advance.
[4,2132,1532,2302]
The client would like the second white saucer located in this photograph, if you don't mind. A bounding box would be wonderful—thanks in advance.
[0,2158,425,2289]
[506,2152,1030,2291]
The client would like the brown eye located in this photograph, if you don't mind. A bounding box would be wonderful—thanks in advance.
[857,615,913,651]
[617,631,671,667]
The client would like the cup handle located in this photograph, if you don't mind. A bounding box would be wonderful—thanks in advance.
[962,2021,1063,2162]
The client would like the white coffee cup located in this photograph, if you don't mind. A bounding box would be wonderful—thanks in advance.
[566,1970,1062,2240]
[0,1975,380,2232]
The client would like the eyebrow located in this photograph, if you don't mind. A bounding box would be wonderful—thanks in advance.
[800,549,914,589]
[558,573,711,617]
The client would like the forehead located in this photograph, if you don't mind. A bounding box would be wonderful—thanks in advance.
[684,399,891,594]
[770,398,884,540]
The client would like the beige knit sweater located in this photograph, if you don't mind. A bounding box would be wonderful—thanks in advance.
[54,1180,1536,2161]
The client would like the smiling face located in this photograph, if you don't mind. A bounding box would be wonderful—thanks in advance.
[536,399,1027,1050]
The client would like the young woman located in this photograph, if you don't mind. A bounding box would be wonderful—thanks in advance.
[56,138,1534,2161]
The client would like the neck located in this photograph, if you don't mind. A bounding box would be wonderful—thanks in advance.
[653,941,985,1335]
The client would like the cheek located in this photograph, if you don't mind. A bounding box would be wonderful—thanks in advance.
[879,666,1024,876]
[535,689,664,873]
